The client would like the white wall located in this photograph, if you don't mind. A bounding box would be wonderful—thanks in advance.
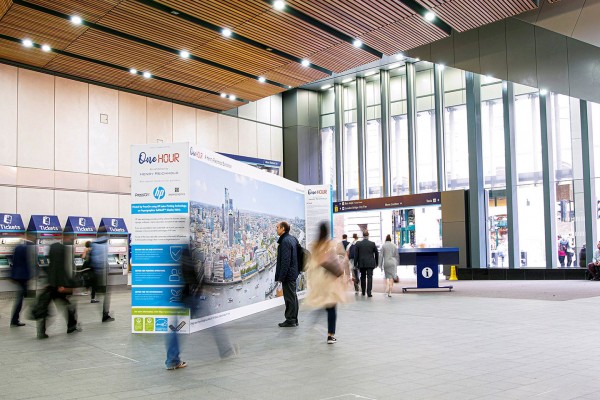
[0,64,284,225]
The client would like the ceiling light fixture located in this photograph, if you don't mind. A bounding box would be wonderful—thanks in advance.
[180,50,190,59]
[222,28,232,37]
[221,93,227,98]
[129,68,137,75]
[301,59,310,67]
[41,44,51,52]
[424,12,435,21]
[258,76,266,83]
[287,85,292,89]
[274,1,285,10]
[353,39,362,48]
[320,84,331,90]
[22,39,33,48]
[540,89,548,95]
[438,64,445,70]
[415,58,421,62]
[229,95,236,101]
[364,70,377,77]
[71,15,82,25]
[143,71,152,79]
[342,78,354,84]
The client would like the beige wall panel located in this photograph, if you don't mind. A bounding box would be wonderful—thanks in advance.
[256,123,271,160]
[173,104,196,145]
[17,167,54,188]
[270,126,283,168]
[0,64,17,166]
[118,91,147,177]
[118,194,131,231]
[256,97,271,124]
[218,114,239,154]
[89,85,119,175]
[147,98,173,144]
[0,186,17,213]
[238,101,257,121]
[89,192,119,224]
[55,171,89,191]
[0,165,17,186]
[238,119,257,157]
[17,69,54,170]
[55,190,88,224]
[17,187,54,224]
[88,174,121,193]
[55,77,89,173]
[270,94,283,127]
[196,109,218,150]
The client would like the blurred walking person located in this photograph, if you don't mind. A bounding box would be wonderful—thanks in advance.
[10,239,32,327]
[379,235,399,297]
[347,233,360,293]
[90,227,115,322]
[304,222,349,344]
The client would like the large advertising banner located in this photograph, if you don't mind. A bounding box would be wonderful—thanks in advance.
[187,147,306,332]
[304,185,333,245]
[130,143,190,334]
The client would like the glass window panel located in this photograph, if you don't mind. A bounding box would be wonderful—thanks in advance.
[320,127,336,198]
[514,87,542,184]
[366,78,381,107]
[444,105,469,190]
[366,120,382,198]
[321,88,335,115]
[550,93,573,181]
[481,96,506,188]
[343,83,357,110]
[592,102,600,178]
[517,184,546,267]
[390,73,406,102]
[416,110,437,192]
[556,182,575,267]
[343,122,359,200]
[390,115,409,195]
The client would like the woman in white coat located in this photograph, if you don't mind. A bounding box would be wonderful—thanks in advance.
[379,235,399,297]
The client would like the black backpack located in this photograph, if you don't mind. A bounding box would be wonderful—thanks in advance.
[296,241,309,273]
[348,243,356,260]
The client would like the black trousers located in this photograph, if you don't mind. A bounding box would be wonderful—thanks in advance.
[38,288,77,334]
[282,280,298,323]
[11,280,28,325]
[360,268,373,296]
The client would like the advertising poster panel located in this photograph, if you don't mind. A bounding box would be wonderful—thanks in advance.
[304,185,333,245]
[187,147,306,332]
[218,152,281,176]
[130,143,190,334]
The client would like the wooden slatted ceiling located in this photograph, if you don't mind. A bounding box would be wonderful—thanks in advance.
[24,0,120,23]
[154,60,247,93]
[0,0,12,17]
[308,41,379,73]
[45,53,138,87]
[415,0,538,32]
[126,79,216,105]
[0,4,87,49]
[225,78,285,102]
[287,0,415,37]
[192,93,246,111]
[266,62,329,87]
[361,15,448,55]
[0,36,54,66]
[158,0,272,29]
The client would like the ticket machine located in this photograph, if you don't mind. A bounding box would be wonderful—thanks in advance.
[99,218,129,285]
[27,215,63,283]
[0,213,26,282]
[63,216,97,278]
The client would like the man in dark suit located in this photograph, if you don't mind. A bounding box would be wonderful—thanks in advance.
[354,230,378,297]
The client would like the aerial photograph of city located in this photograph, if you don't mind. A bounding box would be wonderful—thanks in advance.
[188,157,306,318]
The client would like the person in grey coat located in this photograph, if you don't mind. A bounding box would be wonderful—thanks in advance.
[379,235,399,297]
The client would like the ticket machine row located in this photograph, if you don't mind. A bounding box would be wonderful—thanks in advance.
[0,213,129,283]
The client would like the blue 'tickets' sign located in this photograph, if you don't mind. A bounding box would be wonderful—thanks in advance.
[27,215,62,233]
[64,216,96,234]
[99,218,128,234]
[0,213,25,232]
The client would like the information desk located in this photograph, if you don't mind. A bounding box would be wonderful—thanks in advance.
[399,247,459,292]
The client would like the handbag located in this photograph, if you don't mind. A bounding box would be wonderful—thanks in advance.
[393,275,400,283]
[321,250,343,277]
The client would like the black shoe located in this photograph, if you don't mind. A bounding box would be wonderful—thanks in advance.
[102,315,115,322]
[361,293,365,296]
[91,299,100,303]
[38,333,49,339]
[278,321,298,327]
[11,322,25,327]
[67,324,82,334]
[367,294,373,297]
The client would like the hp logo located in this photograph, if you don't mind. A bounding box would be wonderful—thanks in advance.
[153,186,166,200]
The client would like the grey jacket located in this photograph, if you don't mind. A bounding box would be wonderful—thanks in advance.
[379,242,399,270]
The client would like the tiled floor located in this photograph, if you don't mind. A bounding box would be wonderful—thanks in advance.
[1,279,600,399]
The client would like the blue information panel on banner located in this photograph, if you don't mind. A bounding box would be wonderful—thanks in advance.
[131,244,185,264]
[132,287,185,307]
[131,265,183,286]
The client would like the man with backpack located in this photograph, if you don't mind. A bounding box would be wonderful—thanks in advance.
[275,221,299,327]
[347,233,360,293]
[558,235,569,268]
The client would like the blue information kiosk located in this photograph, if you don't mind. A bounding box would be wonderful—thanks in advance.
[399,247,459,292]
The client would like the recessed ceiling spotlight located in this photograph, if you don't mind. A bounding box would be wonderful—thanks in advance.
[170,10,179,15]
[220,93,227,98]
[438,64,445,70]
[143,71,151,79]
[229,94,236,101]
[424,12,435,21]
[364,70,377,77]
[258,76,266,83]
[353,39,362,48]
[301,59,310,67]
[287,85,292,89]
[70,15,82,25]
[274,0,285,10]
[222,28,232,37]
[342,78,354,84]
[540,89,548,95]
[180,50,190,59]
[415,58,421,62]
[320,84,331,90]
[129,68,137,75]
[22,39,33,48]
[41,44,51,52]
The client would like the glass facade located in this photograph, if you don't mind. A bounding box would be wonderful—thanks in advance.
[318,62,598,269]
